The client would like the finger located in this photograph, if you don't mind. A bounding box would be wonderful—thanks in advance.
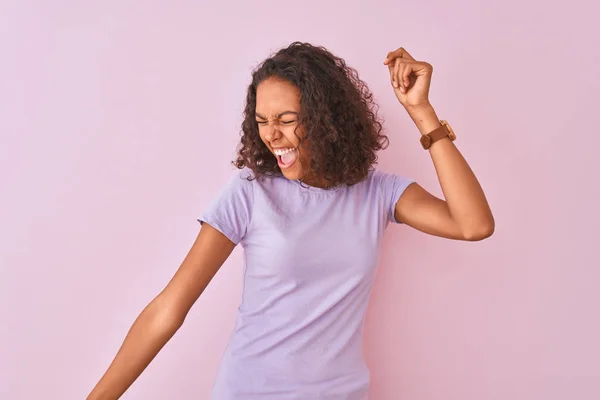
[400,48,416,61]
[393,58,401,88]
[383,47,402,65]
[399,62,411,93]
[383,51,395,65]
[387,58,397,86]
[383,47,415,64]
[386,55,394,75]
[402,63,415,92]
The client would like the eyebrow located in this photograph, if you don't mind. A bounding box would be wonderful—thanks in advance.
[255,111,298,119]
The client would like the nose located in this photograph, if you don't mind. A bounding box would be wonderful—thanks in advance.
[262,120,283,142]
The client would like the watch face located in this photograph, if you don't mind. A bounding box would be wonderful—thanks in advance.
[441,120,456,140]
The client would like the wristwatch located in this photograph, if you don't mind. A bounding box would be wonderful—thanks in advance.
[420,120,456,150]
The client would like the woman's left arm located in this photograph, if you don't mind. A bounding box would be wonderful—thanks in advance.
[384,47,494,241]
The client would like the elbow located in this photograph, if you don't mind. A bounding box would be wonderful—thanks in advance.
[147,295,187,333]
[462,219,495,242]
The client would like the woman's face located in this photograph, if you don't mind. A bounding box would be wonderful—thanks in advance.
[255,77,310,183]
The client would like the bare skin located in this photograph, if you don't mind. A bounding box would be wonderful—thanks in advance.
[254,76,332,188]
[384,47,494,241]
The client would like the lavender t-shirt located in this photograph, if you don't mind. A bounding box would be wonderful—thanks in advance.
[198,167,414,400]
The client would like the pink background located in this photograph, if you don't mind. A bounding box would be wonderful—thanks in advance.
[1,1,598,399]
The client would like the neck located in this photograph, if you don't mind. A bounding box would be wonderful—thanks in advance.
[300,172,335,189]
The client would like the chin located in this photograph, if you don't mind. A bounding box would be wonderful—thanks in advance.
[278,157,305,180]
[280,167,303,181]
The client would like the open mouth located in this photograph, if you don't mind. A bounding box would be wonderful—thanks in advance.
[274,147,298,169]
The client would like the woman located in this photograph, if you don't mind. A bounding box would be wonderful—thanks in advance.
[88,42,494,399]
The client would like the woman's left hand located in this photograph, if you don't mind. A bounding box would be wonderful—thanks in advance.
[384,47,433,110]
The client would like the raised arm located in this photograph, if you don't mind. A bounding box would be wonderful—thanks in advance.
[384,47,494,241]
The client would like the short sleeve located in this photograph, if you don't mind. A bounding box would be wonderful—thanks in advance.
[376,169,415,225]
[197,169,254,244]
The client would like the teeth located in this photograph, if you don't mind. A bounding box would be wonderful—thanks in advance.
[273,148,296,156]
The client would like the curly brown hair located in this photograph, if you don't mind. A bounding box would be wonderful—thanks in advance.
[233,41,389,187]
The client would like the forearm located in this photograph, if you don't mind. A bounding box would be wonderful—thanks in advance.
[407,104,494,238]
[87,296,184,400]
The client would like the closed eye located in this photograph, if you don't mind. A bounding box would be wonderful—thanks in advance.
[255,120,296,125]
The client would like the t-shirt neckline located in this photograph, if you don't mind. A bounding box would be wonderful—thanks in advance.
[291,178,345,193]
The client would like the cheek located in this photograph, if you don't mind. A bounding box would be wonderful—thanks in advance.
[285,126,302,146]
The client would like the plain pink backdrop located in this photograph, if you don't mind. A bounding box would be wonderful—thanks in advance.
[1,1,598,399]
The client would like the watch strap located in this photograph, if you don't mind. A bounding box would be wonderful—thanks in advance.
[420,120,455,150]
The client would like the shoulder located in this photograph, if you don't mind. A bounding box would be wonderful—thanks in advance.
[223,167,290,198]
[209,168,256,205]
[229,167,291,193]
[368,168,388,183]
[343,169,401,200]
[369,168,412,183]
[366,168,415,200]
[230,166,254,182]
[365,168,403,188]
[224,167,255,191]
